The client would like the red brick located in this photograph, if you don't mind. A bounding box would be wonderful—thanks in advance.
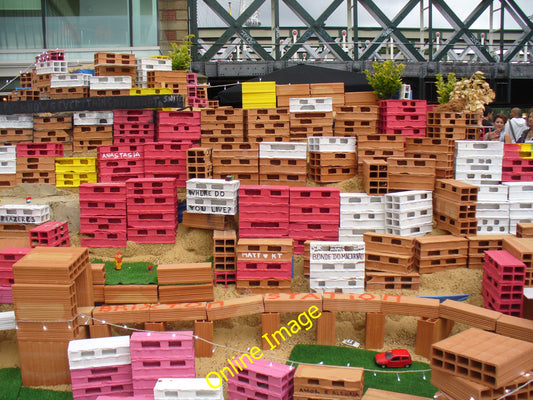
[164,30,177,41]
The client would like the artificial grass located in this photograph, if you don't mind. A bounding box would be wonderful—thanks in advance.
[92,259,158,285]
[288,344,437,397]
[0,368,72,400]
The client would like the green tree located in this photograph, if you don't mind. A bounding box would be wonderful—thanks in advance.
[364,60,405,100]
[169,34,194,71]
[435,72,457,104]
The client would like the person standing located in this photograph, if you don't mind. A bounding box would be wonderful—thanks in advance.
[484,114,507,141]
[500,107,526,143]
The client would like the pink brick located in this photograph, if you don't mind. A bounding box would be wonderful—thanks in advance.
[131,358,195,378]
[228,358,294,393]
[96,396,151,400]
[485,250,528,270]
[0,287,12,303]
[228,380,293,400]
[237,260,292,280]
[72,382,133,400]
[70,364,132,390]
[130,331,194,358]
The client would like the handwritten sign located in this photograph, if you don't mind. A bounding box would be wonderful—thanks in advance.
[0,215,37,223]
[100,151,141,160]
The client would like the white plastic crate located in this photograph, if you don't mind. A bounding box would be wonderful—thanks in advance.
[385,224,433,237]
[455,140,504,157]
[74,111,114,126]
[50,73,91,88]
[68,335,131,370]
[35,60,68,74]
[475,201,510,219]
[136,57,172,70]
[340,212,385,229]
[0,159,16,174]
[186,197,238,215]
[89,75,132,90]
[477,184,509,203]
[154,377,223,400]
[310,277,364,294]
[186,178,240,199]
[503,182,533,201]
[0,114,33,129]
[259,142,307,159]
[307,136,356,153]
[340,193,384,211]
[289,97,333,112]
[0,311,16,331]
[477,217,509,235]
[0,204,50,224]
[0,145,16,160]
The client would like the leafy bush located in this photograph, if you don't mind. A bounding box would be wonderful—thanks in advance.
[435,72,457,104]
[169,34,194,71]
[364,60,405,100]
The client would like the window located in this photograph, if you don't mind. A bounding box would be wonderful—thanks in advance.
[0,0,43,49]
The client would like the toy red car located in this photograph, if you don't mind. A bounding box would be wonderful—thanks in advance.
[375,349,412,368]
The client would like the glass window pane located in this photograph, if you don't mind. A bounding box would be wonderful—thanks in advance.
[0,0,43,49]
[45,0,129,48]
[132,0,158,46]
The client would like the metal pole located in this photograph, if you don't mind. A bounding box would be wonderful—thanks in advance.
[272,0,280,60]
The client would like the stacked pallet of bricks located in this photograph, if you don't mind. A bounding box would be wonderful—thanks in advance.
[147,70,188,98]
[7,88,40,102]
[154,378,223,400]
[430,328,533,399]
[0,248,31,304]
[333,104,379,136]
[364,232,419,290]
[97,144,144,182]
[0,114,33,144]
[212,142,259,184]
[156,110,201,143]
[187,147,213,179]
[201,107,244,146]
[55,157,97,187]
[187,72,208,107]
[242,81,277,109]
[130,331,195,397]
[93,52,135,96]
[503,236,533,287]
[434,179,478,236]
[227,358,295,400]
[414,235,468,274]
[35,49,64,63]
[0,204,50,225]
[157,262,214,303]
[68,336,134,400]
[517,222,533,238]
[455,140,503,184]
[79,183,127,248]
[245,108,290,143]
[213,230,237,286]
[309,240,365,294]
[505,182,533,234]
[236,238,293,293]
[483,250,526,317]
[143,141,191,186]
[308,136,356,183]
[239,184,289,238]
[427,111,480,141]
[289,97,334,140]
[0,144,16,187]
[19,71,34,88]
[126,178,177,244]
[89,75,132,98]
[405,137,455,179]
[385,190,433,236]
[259,142,307,186]
[387,157,436,191]
[339,193,385,241]
[29,221,70,247]
[379,99,427,138]
[476,183,510,235]
[502,143,533,182]
[34,56,68,97]
[293,364,364,400]
[113,109,155,145]
[135,57,171,88]
[276,83,309,108]
[357,134,404,175]
[290,187,340,254]
[363,158,388,195]
[73,111,114,152]
[311,82,345,106]
[187,178,239,217]
[33,114,73,153]
[16,142,63,184]
[49,73,90,99]
[12,247,94,386]
[466,234,507,269]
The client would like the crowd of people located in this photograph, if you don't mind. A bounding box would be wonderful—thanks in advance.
[482,107,533,143]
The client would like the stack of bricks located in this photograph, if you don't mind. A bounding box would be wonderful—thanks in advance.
[33,114,73,154]
[502,143,533,182]
[91,262,105,303]
[79,182,127,248]
[154,378,223,400]
[16,142,63,184]
[49,73,90,99]
[187,147,213,179]
[503,236,533,287]
[97,144,144,182]
[147,70,188,98]
[483,250,526,317]
[505,182,533,234]
[236,238,293,293]
[212,142,259,184]
[19,71,34,88]
[455,140,503,184]
[276,83,309,108]
[156,110,201,143]
[430,328,533,399]
[94,52,136,91]
[135,57,172,88]
[363,159,388,195]
[475,183,510,235]
[0,144,17,187]
[29,221,70,247]
[113,109,155,145]
[12,247,93,386]
[158,262,214,303]
[242,81,277,109]
[187,73,208,107]
[517,222,533,238]
[294,364,364,400]
[364,232,419,290]
[333,105,379,136]
[387,157,436,191]
[68,336,134,399]
[379,99,427,138]
[259,142,307,186]
[130,331,195,397]
[339,193,385,241]
[186,178,239,216]
[0,248,31,304]
[55,157,97,187]
[126,178,177,244]
[227,358,295,400]
[144,141,190,186]
[0,204,50,226]
[308,136,356,183]
[427,111,480,141]
[311,82,345,106]
[414,235,468,274]
[357,134,404,174]
[8,88,40,102]
[466,234,507,269]
[0,114,33,145]
[200,107,244,146]
[213,229,237,287]
[405,137,455,179]
[73,111,114,152]
[34,54,68,97]
[385,190,433,236]
[434,179,478,236]
[89,75,132,97]
[245,108,290,142]
[309,241,365,294]
[289,97,334,140]
[238,184,289,238]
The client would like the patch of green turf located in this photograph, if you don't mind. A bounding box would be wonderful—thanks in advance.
[92,259,158,285]
[289,344,437,397]
[0,368,22,400]
[17,387,73,400]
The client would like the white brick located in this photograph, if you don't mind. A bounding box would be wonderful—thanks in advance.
[35,60,68,74]
[477,184,509,202]
[290,97,333,112]
[476,201,510,219]
[503,182,533,201]
[385,224,433,237]
[135,58,172,70]
[340,193,384,211]
[307,136,356,153]
[74,111,114,126]
[0,311,16,331]
[50,73,91,88]
[477,217,509,235]
[0,159,16,174]
[89,75,132,90]
[68,336,131,370]
[455,140,504,156]
[259,142,307,159]
[0,204,50,224]
[154,377,223,400]
[0,115,33,129]
[186,197,238,215]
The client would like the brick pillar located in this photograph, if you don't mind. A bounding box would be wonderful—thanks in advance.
[316,311,336,345]
[158,0,189,54]
[365,312,385,349]
[194,320,213,357]
[415,317,454,358]
[262,312,281,350]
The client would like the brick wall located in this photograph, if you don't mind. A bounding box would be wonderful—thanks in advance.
[158,0,189,53]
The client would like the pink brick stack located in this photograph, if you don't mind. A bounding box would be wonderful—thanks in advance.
[483,250,526,317]
[71,364,134,400]
[379,99,427,138]
[97,144,145,182]
[155,110,201,143]
[29,221,70,247]
[0,248,31,303]
[126,178,177,243]
[130,331,195,398]
[143,141,194,187]
[79,183,127,247]
[113,110,155,145]
[227,358,295,400]
[502,143,533,182]
[186,73,208,107]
